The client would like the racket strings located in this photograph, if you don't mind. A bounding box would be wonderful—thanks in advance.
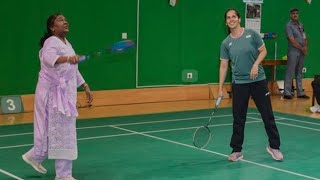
[111,40,135,52]
[193,126,211,149]
[79,40,135,62]
[192,86,223,149]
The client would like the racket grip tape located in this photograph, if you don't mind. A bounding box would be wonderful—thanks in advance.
[215,96,222,107]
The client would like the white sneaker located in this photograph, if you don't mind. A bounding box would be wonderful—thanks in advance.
[310,104,320,113]
[55,177,77,180]
[266,146,284,161]
[228,152,243,162]
[22,154,47,174]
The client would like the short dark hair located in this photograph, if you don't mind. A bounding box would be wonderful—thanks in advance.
[224,8,241,21]
[290,8,299,13]
[39,13,62,47]
[224,8,241,34]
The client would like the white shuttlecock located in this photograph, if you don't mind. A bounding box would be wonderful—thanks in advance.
[169,0,177,6]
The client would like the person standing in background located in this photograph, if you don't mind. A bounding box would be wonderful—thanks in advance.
[22,13,93,180]
[283,8,309,99]
[310,77,320,113]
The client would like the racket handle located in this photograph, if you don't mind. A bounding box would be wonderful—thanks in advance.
[215,96,222,107]
[79,55,90,62]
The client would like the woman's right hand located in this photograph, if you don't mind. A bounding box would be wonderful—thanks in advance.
[218,89,224,98]
[67,55,79,64]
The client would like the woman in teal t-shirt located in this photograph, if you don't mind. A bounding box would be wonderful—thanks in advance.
[218,8,283,162]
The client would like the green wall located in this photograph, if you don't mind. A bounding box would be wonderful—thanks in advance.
[0,0,137,95]
[137,0,320,87]
[1,0,319,95]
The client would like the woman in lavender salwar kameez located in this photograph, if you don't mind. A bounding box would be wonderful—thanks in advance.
[22,13,93,180]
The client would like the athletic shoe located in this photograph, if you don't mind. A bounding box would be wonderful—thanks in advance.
[266,146,284,161]
[228,152,243,162]
[22,154,47,174]
[310,104,320,113]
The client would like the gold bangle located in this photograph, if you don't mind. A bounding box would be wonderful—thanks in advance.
[83,83,88,89]
[66,56,70,62]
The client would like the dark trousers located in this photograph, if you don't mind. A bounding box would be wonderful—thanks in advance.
[312,79,320,105]
[230,79,281,152]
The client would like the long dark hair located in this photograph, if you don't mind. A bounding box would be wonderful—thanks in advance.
[39,13,62,47]
[224,8,241,34]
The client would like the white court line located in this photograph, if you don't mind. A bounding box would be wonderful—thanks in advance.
[250,112,320,126]
[274,115,320,126]
[0,115,320,180]
[0,144,33,150]
[0,114,233,138]
[0,113,320,150]
[0,168,24,180]
[1,112,318,138]
[277,122,320,132]
[0,120,261,150]
[1,115,319,149]
[111,125,320,180]
[0,132,33,138]
[248,116,320,132]
[77,114,236,129]
[78,132,136,141]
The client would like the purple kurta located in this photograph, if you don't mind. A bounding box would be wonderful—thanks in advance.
[33,36,84,160]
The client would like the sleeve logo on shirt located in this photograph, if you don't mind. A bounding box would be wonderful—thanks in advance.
[246,35,252,38]
[228,42,233,46]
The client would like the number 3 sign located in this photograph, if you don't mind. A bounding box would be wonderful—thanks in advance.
[0,96,24,114]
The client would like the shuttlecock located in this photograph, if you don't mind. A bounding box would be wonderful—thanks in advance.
[169,0,177,6]
[306,0,312,4]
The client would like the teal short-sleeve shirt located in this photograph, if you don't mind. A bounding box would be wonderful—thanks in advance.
[220,28,266,84]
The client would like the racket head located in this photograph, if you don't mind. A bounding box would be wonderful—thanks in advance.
[92,51,103,57]
[111,40,135,52]
[193,126,211,149]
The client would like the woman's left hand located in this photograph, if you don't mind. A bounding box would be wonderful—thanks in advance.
[250,64,259,80]
[84,84,93,104]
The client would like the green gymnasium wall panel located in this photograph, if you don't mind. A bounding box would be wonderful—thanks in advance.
[0,0,318,94]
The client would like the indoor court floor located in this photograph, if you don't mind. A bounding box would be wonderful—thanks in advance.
[1,108,320,180]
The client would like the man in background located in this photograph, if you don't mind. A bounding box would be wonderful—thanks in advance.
[283,8,309,99]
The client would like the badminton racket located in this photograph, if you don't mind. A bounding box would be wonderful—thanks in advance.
[193,95,222,149]
[79,39,135,62]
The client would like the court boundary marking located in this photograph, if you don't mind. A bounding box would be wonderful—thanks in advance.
[111,125,320,180]
[0,168,24,180]
[1,112,319,138]
[1,113,320,179]
[1,113,320,150]
[0,120,261,150]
